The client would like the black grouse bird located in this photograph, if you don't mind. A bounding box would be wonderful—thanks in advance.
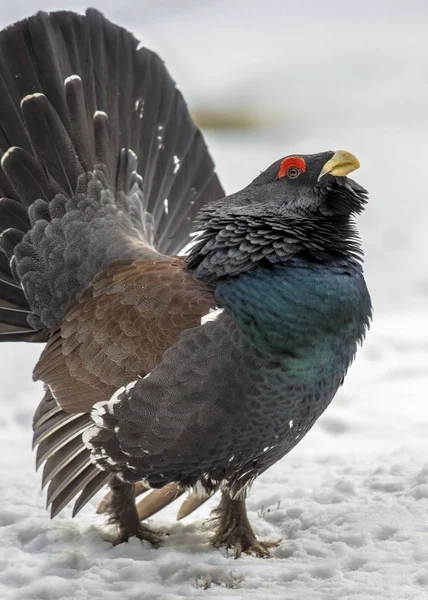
[0,10,371,556]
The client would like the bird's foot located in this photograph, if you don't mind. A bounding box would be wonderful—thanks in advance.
[211,492,280,558]
[105,477,164,547]
[211,525,280,558]
[112,522,164,547]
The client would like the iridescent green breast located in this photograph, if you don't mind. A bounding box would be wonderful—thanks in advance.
[215,258,371,380]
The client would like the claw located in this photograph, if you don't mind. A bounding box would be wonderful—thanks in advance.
[112,523,165,548]
[211,532,281,558]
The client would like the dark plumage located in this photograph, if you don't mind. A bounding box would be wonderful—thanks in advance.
[0,10,371,556]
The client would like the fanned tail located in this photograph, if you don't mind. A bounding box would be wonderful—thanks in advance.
[0,9,224,336]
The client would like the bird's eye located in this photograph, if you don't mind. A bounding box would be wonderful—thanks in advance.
[287,167,301,179]
[277,156,307,179]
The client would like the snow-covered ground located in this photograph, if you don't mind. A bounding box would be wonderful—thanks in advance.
[1,1,428,599]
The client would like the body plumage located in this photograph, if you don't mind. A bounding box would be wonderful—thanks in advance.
[93,259,370,496]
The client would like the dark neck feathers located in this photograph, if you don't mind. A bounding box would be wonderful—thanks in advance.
[186,212,363,283]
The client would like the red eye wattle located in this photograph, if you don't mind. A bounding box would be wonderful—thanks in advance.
[277,156,307,179]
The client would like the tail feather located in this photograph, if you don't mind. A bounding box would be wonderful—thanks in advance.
[71,472,111,518]
[0,252,13,282]
[135,484,184,521]
[0,329,40,341]
[0,198,30,229]
[0,9,224,335]
[0,306,30,328]
[50,465,109,519]
[0,248,33,335]
[32,409,85,448]
[41,436,87,489]
[64,76,93,173]
[1,147,54,205]
[35,413,91,468]
[33,390,110,517]
[176,492,213,521]
[0,278,27,308]
[0,228,24,257]
[20,93,84,195]
[46,449,94,507]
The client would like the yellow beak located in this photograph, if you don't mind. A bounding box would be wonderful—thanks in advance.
[318,150,360,181]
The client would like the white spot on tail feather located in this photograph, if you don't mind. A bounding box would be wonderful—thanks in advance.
[134,98,144,119]
[22,92,45,100]
[164,198,169,215]
[1,147,20,167]
[21,93,45,108]
[128,149,138,161]
[64,74,82,85]
[173,155,180,174]
[93,110,108,119]
[201,307,224,325]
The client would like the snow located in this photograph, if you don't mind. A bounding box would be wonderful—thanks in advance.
[1,1,428,598]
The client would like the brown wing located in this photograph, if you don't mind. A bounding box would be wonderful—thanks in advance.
[34,257,216,413]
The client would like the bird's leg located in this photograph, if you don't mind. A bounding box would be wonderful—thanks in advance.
[211,491,280,558]
[105,477,163,547]
[97,480,149,514]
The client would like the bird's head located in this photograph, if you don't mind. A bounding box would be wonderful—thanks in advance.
[250,150,366,218]
[187,150,368,281]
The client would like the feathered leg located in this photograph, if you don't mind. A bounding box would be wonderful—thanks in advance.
[96,480,149,514]
[106,477,163,547]
[211,491,280,558]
